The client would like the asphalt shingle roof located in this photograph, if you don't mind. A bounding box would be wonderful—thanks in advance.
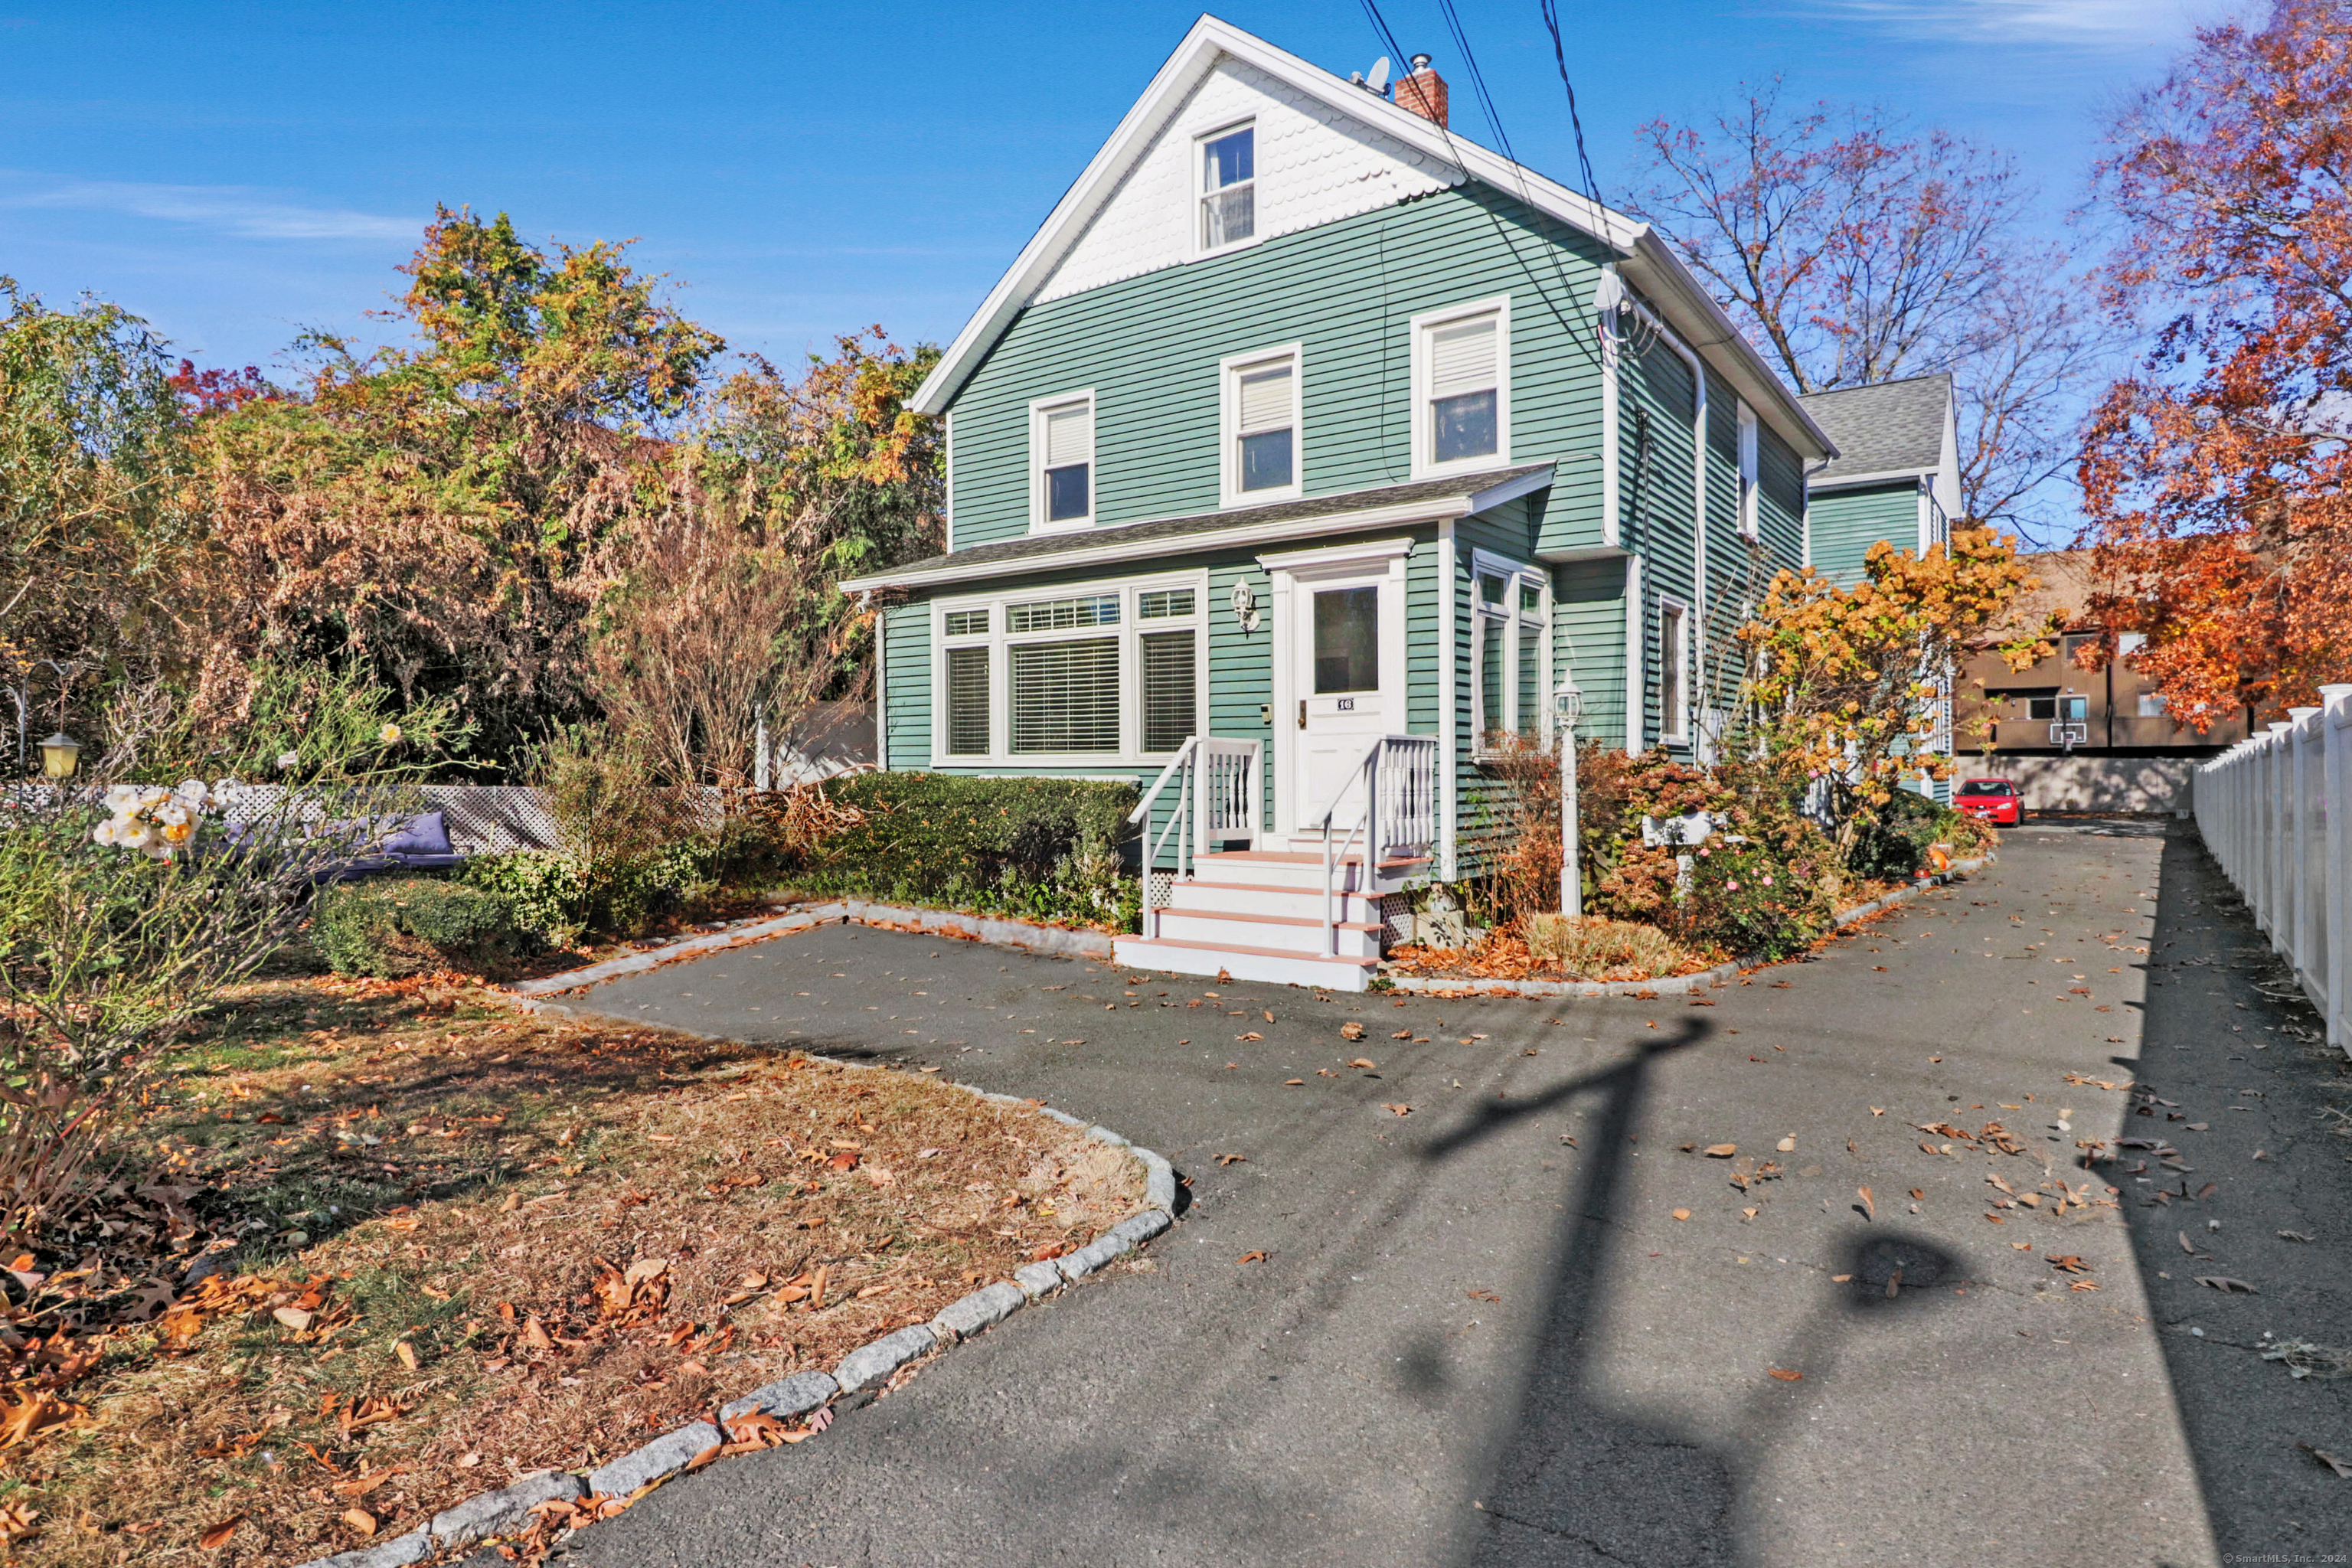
[1798,374,1952,482]
[845,463,1555,590]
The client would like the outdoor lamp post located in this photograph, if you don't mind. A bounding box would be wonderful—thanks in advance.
[1555,675,1585,918]
[38,732,80,779]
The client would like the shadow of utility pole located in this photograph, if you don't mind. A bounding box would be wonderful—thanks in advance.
[1426,1016,1964,1567]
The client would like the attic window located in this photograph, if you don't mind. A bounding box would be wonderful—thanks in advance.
[1200,125,1256,250]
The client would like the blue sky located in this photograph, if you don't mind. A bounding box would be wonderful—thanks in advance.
[1,0,2232,381]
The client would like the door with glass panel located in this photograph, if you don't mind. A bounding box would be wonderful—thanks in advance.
[1290,571,1391,827]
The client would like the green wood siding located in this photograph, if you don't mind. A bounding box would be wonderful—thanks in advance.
[1756,422,1805,569]
[1616,335,1698,755]
[1553,556,1627,753]
[883,605,932,771]
[944,186,1613,550]
[1808,481,1918,579]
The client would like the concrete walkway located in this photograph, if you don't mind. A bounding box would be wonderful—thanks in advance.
[506,824,2349,1567]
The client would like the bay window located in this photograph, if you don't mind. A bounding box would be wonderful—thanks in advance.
[1471,554,1548,756]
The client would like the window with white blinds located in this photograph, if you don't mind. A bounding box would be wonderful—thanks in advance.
[1222,348,1300,504]
[1415,302,1508,474]
[1141,631,1197,753]
[944,645,990,756]
[1011,639,1120,753]
[1033,395,1093,528]
[936,574,1203,762]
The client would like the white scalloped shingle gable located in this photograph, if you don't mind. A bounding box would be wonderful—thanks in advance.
[1031,55,1456,307]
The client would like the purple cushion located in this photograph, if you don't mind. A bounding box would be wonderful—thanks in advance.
[378,810,453,857]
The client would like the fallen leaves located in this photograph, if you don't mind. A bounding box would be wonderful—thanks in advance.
[1671,1208,1692,1221]
[1766,1367,1803,1381]
[2047,1254,2089,1274]
[1341,1022,1366,1040]
[1236,1250,1268,1265]
[1282,1079,1304,1087]
[1348,1058,1377,1070]
[1382,1103,1413,1116]
[198,1514,242,1549]
[1240,1032,1265,1043]
[2195,1276,2259,1293]
[2305,1444,2352,1479]
[341,1505,378,1538]
[1775,1136,1796,1153]
[1857,1186,1875,1221]
[1215,1153,1247,1166]
[1704,1144,1738,1158]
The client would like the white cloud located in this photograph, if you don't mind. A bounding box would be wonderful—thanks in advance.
[0,172,419,243]
[1799,0,2249,46]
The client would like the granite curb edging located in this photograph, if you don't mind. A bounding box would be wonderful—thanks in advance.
[505,900,1112,999]
[290,1073,1176,1568]
[1377,852,1993,1000]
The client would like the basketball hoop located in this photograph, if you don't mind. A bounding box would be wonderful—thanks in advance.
[2050,721,2089,753]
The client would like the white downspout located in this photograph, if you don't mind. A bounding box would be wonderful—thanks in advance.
[1438,518,1459,883]
[1624,554,1644,754]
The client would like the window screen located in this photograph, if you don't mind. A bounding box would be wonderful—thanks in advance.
[942,608,988,637]
[944,645,990,756]
[1141,630,1196,753]
[1429,315,1498,463]
[1011,639,1119,753]
[1312,586,1379,694]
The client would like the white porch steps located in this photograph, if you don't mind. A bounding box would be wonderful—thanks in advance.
[1115,844,1426,992]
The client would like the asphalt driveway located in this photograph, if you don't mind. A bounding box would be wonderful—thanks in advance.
[502,823,2352,1567]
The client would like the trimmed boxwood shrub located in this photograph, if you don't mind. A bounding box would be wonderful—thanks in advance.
[314,876,524,977]
[784,773,1140,926]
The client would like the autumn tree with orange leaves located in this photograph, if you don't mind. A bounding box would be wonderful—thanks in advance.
[2077,0,2352,728]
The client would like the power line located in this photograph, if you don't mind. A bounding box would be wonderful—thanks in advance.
[1538,0,1606,211]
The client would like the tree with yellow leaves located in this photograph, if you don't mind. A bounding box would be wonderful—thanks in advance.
[1737,527,2051,850]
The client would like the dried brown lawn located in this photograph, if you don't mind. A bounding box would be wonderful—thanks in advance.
[9,975,1137,1567]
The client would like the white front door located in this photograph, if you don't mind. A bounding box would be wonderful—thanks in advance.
[1291,570,1394,827]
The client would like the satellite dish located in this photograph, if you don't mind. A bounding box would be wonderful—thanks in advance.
[1364,56,1390,93]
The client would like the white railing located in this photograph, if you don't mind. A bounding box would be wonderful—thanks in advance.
[1305,734,1438,956]
[2194,684,2352,1050]
[1127,737,1261,939]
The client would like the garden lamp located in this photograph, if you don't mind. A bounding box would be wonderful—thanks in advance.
[1554,675,1584,919]
[38,732,80,779]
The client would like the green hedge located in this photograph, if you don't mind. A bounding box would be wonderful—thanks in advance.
[313,876,525,977]
[786,773,1140,926]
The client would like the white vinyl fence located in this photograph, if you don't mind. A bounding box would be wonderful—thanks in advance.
[2193,684,2352,1050]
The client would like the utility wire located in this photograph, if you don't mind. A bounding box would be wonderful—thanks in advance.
[1538,0,1605,211]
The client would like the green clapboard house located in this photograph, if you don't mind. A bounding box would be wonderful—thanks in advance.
[840,16,1844,988]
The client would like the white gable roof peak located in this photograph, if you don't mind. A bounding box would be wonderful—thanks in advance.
[909,15,1639,417]
[905,15,1833,460]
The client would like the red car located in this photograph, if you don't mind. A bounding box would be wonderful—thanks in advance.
[1956,776,2024,826]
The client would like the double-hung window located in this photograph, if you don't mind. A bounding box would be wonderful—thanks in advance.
[1413,299,1510,476]
[1199,123,1255,251]
[1658,599,1690,743]
[1222,346,1301,505]
[1471,555,1548,756]
[1031,394,1093,531]
[932,577,1204,763]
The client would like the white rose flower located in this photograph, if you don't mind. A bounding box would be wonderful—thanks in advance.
[93,818,123,848]
[104,785,142,812]
[276,751,299,770]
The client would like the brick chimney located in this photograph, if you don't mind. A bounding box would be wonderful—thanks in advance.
[1396,54,1447,129]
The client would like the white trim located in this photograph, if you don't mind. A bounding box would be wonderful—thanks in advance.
[1624,554,1645,754]
[841,466,1552,593]
[1736,400,1759,540]
[942,410,956,552]
[1409,295,1512,482]
[1191,117,1263,261]
[1255,535,1415,573]
[1437,519,1458,881]
[1805,465,1940,492]
[1219,341,1304,507]
[1657,594,1691,746]
[1600,302,1622,549]
[877,603,890,772]
[1916,480,1932,557]
[1467,549,1550,760]
[902,18,1834,461]
[1027,390,1097,534]
[927,569,1209,768]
